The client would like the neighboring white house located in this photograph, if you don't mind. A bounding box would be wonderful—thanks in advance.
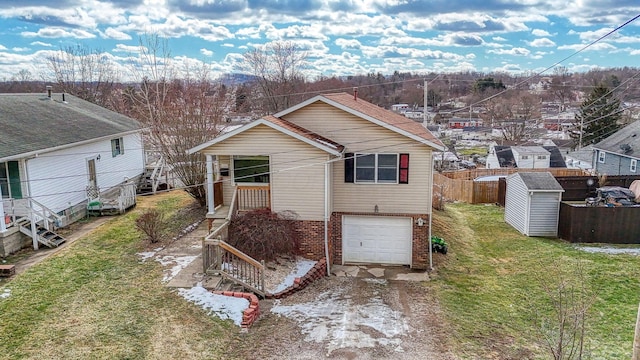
[0,91,144,253]
[511,146,551,168]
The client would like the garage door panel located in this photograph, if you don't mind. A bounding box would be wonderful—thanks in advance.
[342,216,412,265]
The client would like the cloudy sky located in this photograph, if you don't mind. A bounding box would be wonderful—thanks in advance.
[0,1,639,81]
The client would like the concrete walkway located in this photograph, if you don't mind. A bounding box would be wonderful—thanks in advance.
[159,221,221,289]
[331,264,431,281]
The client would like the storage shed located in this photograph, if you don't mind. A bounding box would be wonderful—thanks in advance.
[504,172,564,237]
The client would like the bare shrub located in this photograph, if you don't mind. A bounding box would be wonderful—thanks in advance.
[535,259,594,360]
[136,209,165,243]
[227,209,300,262]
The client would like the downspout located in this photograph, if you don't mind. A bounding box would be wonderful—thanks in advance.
[324,159,331,276]
[428,151,434,270]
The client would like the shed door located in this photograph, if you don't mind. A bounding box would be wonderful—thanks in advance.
[342,216,412,265]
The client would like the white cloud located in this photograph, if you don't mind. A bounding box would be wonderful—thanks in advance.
[557,42,616,52]
[103,27,132,40]
[200,48,213,56]
[488,47,531,56]
[113,44,143,53]
[335,38,362,50]
[12,47,30,52]
[222,43,234,47]
[528,38,556,47]
[0,44,7,50]
[532,29,552,37]
[29,41,52,47]
[21,28,96,39]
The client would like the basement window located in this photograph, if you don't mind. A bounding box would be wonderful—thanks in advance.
[631,159,637,173]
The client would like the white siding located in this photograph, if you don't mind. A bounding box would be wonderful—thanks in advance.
[504,175,528,234]
[26,132,144,213]
[528,192,562,236]
[283,103,433,214]
[201,125,329,220]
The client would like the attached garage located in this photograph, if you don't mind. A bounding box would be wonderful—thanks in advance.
[342,216,412,265]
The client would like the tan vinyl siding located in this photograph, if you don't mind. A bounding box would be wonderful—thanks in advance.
[283,102,433,214]
[217,155,234,206]
[201,125,329,220]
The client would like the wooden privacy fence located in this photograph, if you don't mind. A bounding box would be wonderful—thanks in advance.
[434,173,502,204]
[434,168,589,204]
[441,168,587,180]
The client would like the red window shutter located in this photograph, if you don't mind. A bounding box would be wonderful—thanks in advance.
[399,153,409,184]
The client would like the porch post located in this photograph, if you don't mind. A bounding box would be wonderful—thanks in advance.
[0,185,6,232]
[206,154,215,215]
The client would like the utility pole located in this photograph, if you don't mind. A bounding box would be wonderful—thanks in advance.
[423,78,428,124]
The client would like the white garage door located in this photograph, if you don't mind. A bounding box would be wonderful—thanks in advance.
[342,216,412,265]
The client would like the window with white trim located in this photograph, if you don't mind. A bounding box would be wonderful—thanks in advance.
[631,159,637,173]
[598,151,606,163]
[355,153,398,183]
[345,153,409,184]
[111,137,124,157]
[537,155,546,160]
[521,155,529,160]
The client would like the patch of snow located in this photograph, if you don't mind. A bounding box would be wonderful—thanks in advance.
[177,283,249,326]
[575,246,640,256]
[362,278,387,285]
[155,255,198,282]
[271,287,409,355]
[0,288,10,299]
[136,247,164,262]
[269,259,317,293]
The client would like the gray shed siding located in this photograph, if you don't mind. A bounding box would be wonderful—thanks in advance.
[595,150,639,176]
[528,192,562,236]
[504,175,528,234]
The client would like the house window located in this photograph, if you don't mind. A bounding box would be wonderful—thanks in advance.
[355,154,397,183]
[537,155,546,160]
[0,161,22,199]
[344,153,409,184]
[111,137,124,157]
[233,156,269,183]
[521,155,529,160]
[598,151,606,163]
[631,159,637,173]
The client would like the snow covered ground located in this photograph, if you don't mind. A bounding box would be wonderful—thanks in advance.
[575,245,640,255]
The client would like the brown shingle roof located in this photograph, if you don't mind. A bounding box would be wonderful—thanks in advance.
[263,115,345,152]
[320,92,444,148]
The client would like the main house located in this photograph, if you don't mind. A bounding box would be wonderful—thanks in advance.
[0,90,144,254]
[189,92,445,269]
[592,120,640,175]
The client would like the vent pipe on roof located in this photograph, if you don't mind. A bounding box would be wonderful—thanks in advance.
[46,85,52,99]
[353,87,358,101]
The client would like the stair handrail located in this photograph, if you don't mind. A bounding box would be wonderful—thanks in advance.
[27,197,63,231]
[227,187,238,220]
[150,155,164,193]
[204,237,265,297]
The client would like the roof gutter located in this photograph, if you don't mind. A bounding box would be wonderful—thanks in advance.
[0,129,141,163]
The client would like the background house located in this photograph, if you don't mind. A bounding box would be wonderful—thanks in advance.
[592,120,640,175]
[0,91,144,254]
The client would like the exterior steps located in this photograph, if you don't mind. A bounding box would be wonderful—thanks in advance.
[16,217,66,248]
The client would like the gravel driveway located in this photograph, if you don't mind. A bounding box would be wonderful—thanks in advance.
[226,275,458,360]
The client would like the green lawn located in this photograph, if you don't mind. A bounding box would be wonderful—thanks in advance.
[0,192,234,359]
[430,203,640,359]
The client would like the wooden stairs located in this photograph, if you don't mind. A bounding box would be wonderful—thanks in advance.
[138,155,167,194]
[15,217,66,248]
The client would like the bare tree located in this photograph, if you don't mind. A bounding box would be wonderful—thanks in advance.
[46,45,119,106]
[535,259,594,360]
[550,66,573,111]
[243,41,308,114]
[125,34,228,206]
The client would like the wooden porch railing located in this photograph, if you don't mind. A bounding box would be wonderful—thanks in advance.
[237,185,270,211]
[203,220,266,297]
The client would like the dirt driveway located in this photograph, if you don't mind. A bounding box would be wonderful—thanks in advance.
[226,275,458,360]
